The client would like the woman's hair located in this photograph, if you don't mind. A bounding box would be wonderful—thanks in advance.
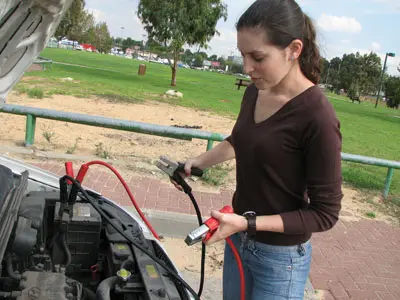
[236,0,321,84]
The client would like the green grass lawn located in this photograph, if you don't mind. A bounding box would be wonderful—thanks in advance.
[24,48,245,117]
[14,48,400,200]
[329,99,399,201]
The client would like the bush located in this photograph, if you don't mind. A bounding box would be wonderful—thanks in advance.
[27,87,44,99]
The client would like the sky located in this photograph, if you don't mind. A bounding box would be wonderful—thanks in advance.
[86,0,400,75]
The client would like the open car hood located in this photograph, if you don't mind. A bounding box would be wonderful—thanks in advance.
[0,0,73,103]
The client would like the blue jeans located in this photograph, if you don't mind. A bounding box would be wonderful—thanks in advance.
[223,233,312,300]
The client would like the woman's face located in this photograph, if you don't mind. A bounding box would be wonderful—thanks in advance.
[237,27,293,90]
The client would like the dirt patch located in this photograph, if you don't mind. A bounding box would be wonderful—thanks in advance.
[161,237,225,278]
[3,91,234,160]
[339,187,399,226]
[26,64,45,72]
[21,76,48,82]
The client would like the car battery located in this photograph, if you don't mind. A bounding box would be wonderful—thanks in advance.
[53,202,102,271]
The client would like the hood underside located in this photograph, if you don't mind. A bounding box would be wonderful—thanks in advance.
[0,0,73,103]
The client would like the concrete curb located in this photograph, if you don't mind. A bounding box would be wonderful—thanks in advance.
[123,206,203,238]
[0,145,121,163]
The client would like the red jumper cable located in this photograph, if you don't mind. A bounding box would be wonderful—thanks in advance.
[65,160,160,240]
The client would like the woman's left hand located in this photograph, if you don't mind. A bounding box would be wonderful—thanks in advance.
[204,210,248,245]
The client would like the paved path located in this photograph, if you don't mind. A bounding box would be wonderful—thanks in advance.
[35,162,400,300]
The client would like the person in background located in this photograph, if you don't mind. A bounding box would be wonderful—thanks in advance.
[172,0,343,298]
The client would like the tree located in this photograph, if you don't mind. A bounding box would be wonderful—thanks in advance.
[122,38,134,52]
[181,49,194,65]
[113,37,123,47]
[320,57,330,84]
[55,0,94,43]
[230,63,243,74]
[208,54,218,61]
[55,0,84,38]
[384,76,400,109]
[146,38,169,57]
[336,52,381,96]
[86,22,113,53]
[217,56,226,70]
[138,0,228,86]
[193,53,204,68]
[357,52,381,95]
[328,57,342,91]
[340,53,360,93]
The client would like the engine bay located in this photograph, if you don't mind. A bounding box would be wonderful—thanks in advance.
[0,164,189,300]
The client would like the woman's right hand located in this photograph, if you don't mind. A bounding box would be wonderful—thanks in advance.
[170,158,202,191]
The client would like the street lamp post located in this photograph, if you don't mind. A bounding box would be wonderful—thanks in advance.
[375,52,396,108]
[120,26,125,50]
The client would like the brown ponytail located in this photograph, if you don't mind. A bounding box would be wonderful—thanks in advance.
[301,14,321,84]
[236,0,322,84]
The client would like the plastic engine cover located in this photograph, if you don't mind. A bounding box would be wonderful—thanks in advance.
[17,271,81,300]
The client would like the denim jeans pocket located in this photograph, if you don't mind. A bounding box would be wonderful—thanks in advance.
[246,241,312,299]
[290,241,312,264]
[251,245,293,280]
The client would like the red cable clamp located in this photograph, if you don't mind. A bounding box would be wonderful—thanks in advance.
[65,162,74,185]
[185,205,234,246]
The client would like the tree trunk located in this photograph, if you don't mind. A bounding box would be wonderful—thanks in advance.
[170,47,181,86]
[171,65,177,86]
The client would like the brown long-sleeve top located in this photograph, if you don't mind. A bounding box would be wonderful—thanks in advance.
[226,84,343,246]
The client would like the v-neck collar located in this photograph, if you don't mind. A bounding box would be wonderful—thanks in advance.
[252,85,317,126]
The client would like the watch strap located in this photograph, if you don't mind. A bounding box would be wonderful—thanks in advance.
[243,211,256,238]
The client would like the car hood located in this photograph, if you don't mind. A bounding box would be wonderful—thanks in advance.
[0,0,72,103]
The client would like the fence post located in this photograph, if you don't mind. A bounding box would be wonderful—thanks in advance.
[383,167,394,200]
[203,140,215,176]
[25,114,36,146]
[206,140,214,152]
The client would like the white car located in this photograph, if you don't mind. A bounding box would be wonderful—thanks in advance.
[0,1,197,299]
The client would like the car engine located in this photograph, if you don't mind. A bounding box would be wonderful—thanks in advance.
[0,164,189,300]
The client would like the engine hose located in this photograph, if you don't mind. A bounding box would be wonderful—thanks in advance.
[96,276,117,300]
[6,255,21,281]
[120,259,135,271]
[61,233,72,267]
[49,232,60,248]
[83,287,96,300]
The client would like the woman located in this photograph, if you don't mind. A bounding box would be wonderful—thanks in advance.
[172,0,343,299]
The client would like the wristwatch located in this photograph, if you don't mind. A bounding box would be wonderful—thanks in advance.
[243,211,257,238]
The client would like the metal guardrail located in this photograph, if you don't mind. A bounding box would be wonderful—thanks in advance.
[341,153,400,199]
[32,56,53,70]
[1,104,399,199]
[0,104,226,148]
